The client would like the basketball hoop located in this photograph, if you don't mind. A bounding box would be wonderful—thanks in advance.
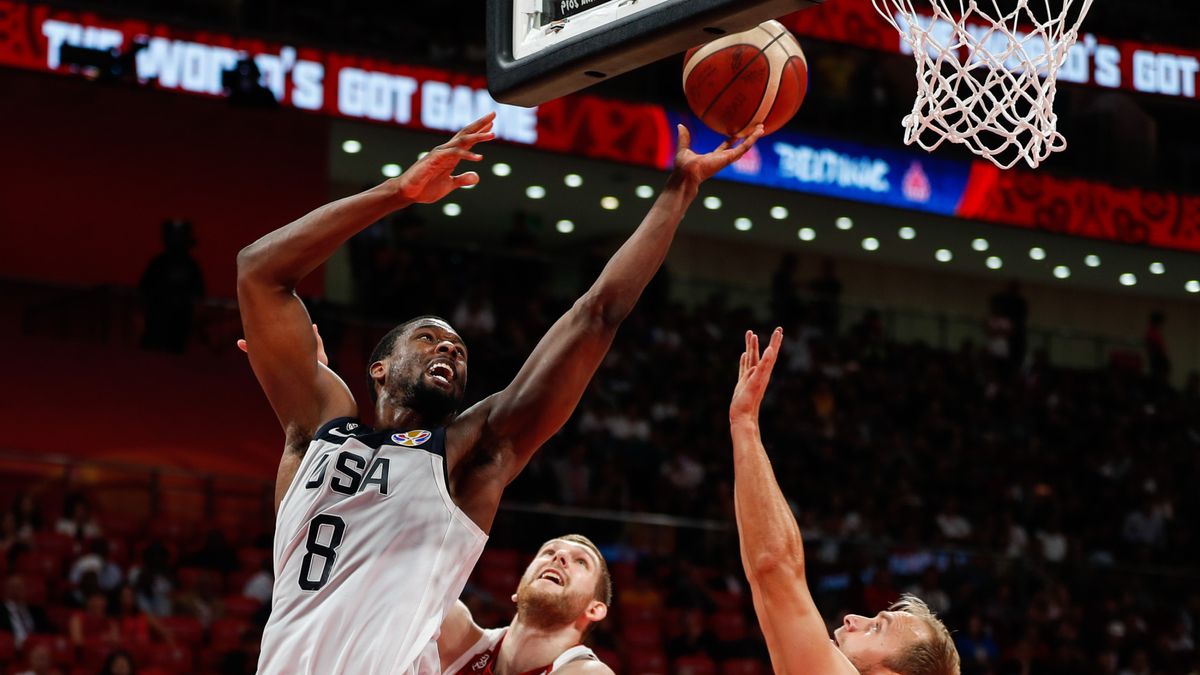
[871,0,1094,170]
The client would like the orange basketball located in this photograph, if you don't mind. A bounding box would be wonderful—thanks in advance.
[682,20,808,138]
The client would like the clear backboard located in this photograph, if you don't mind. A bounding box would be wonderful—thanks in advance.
[487,0,825,107]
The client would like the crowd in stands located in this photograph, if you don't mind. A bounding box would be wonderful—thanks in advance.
[4,229,1199,675]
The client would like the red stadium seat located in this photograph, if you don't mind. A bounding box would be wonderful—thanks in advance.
[21,633,71,665]
[209,617,250,651]
[592,647,620,673]
[158,616,204,647]
[625,648,667,675]
[15,550,64,579]
[478,547,522,572]
[43,605,73,632]
[22,578,48,606]
[708,610,748,643]
[721,658,767,675]
[222,595,261,620]
[237,546,269,571]
[0,631,14,663]
[619,604,662,626]
[31,532,77,559]
[621,620,663,649]
[673,655,717,675]
[145,643,194,673]
[476,565,521,598]
[175,567,209,591]
[709,590,743,612]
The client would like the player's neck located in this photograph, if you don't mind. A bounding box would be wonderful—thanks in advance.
[375,402,444,431]
[496,614,582,675]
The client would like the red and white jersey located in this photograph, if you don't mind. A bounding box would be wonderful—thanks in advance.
[258,418,488,675]
[443,627,600,675]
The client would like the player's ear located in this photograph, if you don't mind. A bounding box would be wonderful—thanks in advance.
[370,361,387,386]
[511,592,519,604]
[584,601,607,623]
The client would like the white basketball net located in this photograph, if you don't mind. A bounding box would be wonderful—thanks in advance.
[871,0,1094,169]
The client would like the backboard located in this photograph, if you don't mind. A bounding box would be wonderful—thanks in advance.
[487,0,825,107]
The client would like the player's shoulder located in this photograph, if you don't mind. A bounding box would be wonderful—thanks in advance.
[553,656,614,675]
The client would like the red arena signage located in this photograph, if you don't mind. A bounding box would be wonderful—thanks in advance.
[0,1,674,169]
[783,0,1200,101]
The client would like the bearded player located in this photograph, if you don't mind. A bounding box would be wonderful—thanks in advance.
[237,111,762,674]
[439,535,613,675]
[729,328,960,675]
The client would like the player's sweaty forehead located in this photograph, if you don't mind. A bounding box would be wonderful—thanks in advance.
[539,539,602,568]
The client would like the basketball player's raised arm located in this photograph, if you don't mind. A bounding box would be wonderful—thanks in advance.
[475,124,763,478]
[236,113,496,441]
[729,329,858,675]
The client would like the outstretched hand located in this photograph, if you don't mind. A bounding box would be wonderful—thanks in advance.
[730,327,782,424]
[674,124,764,187]
[393,112,496,204]
[239,323,329,367]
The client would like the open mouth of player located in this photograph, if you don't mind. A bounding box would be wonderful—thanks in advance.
[426,361,455,386]
[538,568,566,587]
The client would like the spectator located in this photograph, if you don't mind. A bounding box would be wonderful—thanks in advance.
[1145,310,1170,381]
[955,614,1000,672]
[1122,494,1167,548]
[242,556,274,606]
[67,590,118,650]
[984,296,1013,369]
[1,575,52,648]
[99,650,136,675]
[11,493,42,538]
[770,253,802,324]
[809,257,843,336]
[69,539,123,593]
[935,497,973,541]
[55,494,101,541]
[113,583,168,645]
[139,217,204,353]
[12,641,60,675]
[991,281,1029,368]
[552,442,592,506]
[186,530,238,574]
[129,542,173,617]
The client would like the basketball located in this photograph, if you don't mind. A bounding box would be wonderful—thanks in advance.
[682,20,808,138]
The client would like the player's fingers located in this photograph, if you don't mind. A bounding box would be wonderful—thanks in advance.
[727,126,763,159]
[677,124,691,152]
[450,148,484,162]
[461,131,496,148]
[460,111,497,135]
[236,338,248,354]
[453,171,480,187]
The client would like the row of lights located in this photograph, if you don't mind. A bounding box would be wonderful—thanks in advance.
[349,142,1200,295]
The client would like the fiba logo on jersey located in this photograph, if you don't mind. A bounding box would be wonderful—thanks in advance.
[392,430,432,447]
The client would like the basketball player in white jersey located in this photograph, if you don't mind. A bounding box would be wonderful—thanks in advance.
[237,111,762,674]
[439,535,613,675]
[729,329,961,675]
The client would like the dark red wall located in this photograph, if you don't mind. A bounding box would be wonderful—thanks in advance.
[0,69,330,298]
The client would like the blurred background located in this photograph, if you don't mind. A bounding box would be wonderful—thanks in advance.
[0,0,1198,673]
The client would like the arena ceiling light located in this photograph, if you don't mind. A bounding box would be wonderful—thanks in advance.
[1149,262,1166,275]
[556,219,575,234]
[442,203,462,217]
[492,162,512,177]
[1053,265,1070,279]
[835,216,853,231]
[1029,247,1046,261]
[1187,280,1200,294]
[564,173,583,188]
[986,256,1002,269]
[1119,273,1137,286]
[898,226,916,240]
[1085,254,1101,268]
[862,237,880,251]
[600,196,620,210]
[635,185,654,199]
[381,163,402,178]
[525,185,546,199]
[972,238,990,252]
[734,217,753,232]
[341,140,362,154]
[704,196,723,210]
[935,249,953,262]
[770,206,789,220]
[797,227,816,241]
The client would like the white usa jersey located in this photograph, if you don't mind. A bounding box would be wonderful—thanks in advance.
[258,418,488,675]
[442,627,600,675]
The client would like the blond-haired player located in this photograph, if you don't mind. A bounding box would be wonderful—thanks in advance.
[439,535,613,675]
[729,328,960,675]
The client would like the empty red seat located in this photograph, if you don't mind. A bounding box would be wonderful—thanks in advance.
[146,643,194,673]
[15,550,65,579]
[708,610,748,643]
[21,633,71,664]
[237,546,269,571]
[32,531,76,559]
[621,620,663,649]
[721,658,767,675]
[158,616,204,646]
[0,631,14,662]
[222,594,261,620]
[674,655,717,675]
[209,617,250,651]
[625,648,667,675]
